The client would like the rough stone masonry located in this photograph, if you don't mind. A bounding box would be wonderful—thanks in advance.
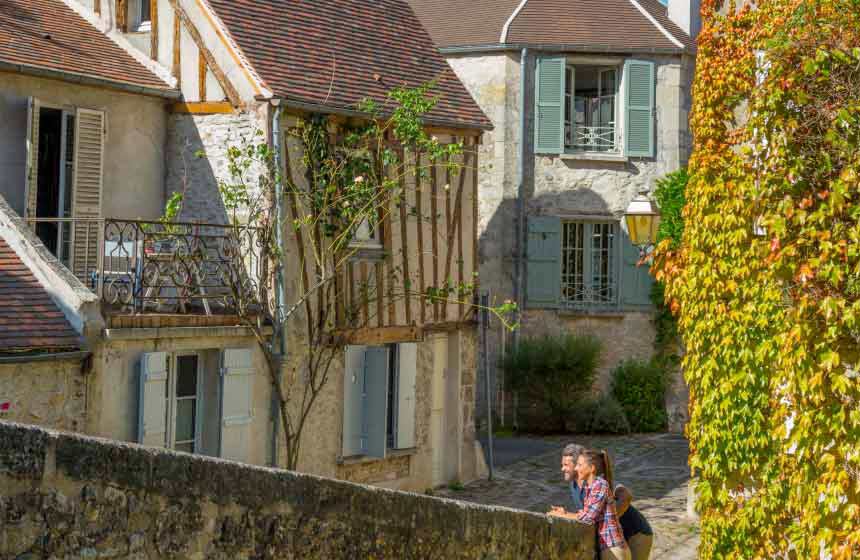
[0,421,594,559]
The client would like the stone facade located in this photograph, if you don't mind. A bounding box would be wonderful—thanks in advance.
[447,52,695,428]
[288,328,480,492]
[0,357,87,432]
[0,421,595,559]
[165,107,268,225]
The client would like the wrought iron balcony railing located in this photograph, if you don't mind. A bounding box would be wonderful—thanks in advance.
[573,125,619,153]
[26,217,265,315]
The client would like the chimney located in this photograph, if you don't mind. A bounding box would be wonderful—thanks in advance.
[668,0,701,39]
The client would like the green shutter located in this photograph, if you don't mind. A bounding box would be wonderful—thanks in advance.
[620,228,654,307]
[535,57,566,154]
[342,346,367,456]
[526,216,562,308]
[624,60,655,158]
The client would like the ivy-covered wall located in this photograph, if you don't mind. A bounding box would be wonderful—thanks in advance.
[654,0,860,557]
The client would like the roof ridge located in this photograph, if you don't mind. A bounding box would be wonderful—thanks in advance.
[626,0,685,49]
[500,0,530,43]
[60,0,177,88]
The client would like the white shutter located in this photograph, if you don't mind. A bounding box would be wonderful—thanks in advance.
[396,343,417,449]
[364,346,389,459]
[138,351,168,447]
[219,348,254,462]
[71,108,105,279]
[25,97,40,222]
[342,345,367,456]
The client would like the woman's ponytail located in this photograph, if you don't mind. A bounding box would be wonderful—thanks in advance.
[601,449,614,490]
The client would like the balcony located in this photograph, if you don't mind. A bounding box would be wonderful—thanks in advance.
[25,218,265,318]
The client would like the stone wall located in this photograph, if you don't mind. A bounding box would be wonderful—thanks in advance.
[0,421,595,559]
[165,107,268,225]
[0,357,87,432]
[447,51,695,428]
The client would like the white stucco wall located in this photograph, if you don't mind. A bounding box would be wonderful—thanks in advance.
[0,72,169,222]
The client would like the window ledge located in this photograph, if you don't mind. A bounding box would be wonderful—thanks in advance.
[337,447,417,465]
[131,21,152,33]
[560,152,628,163]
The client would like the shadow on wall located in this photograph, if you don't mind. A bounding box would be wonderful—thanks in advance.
[475,189,612,424]
[165,115,230,225]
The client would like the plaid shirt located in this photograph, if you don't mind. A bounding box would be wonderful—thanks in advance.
[576,477,627,550]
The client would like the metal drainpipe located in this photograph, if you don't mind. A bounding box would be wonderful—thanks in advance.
[514,47,528,350]
[271,100,285,468]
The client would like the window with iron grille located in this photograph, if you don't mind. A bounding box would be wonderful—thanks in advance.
[561,221,618,309]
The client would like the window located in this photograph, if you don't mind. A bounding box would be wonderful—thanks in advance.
[171,354,199,453]
[525,216,653,310]
[138,348,257,462]
[350,216,382,248]
[535,57,656,158]
[561,222,618,309]
[342,343,417,459]
[140,0,151,25]
[565,66,619,152]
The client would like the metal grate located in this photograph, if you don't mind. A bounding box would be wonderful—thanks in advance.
[561,222,617,310]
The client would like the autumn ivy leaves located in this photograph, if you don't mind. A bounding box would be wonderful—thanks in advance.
[653,0,860,557]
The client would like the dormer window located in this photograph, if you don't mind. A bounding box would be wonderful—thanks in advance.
[140,0,151,26]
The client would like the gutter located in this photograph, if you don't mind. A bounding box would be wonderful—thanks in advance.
[439,43,687,56]
[271,99,285,468]
[513,47,528,351]
[0,350,90,364]
[0,62,181,100]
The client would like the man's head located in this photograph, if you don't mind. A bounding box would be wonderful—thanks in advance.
[561,443,584,482]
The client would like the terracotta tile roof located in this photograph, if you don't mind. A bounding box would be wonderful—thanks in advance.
[204,0,491,130]
[0,0,173,94]
[0,237,80,354]
[408,0,694,53]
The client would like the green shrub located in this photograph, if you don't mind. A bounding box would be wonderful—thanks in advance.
[610,359,668,433]
[568,395,631,434]
[502,334,601,432]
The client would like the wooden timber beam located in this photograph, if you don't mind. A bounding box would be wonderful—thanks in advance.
[165,0,240,106]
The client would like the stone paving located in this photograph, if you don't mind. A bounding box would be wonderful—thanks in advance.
[439,433,699,559]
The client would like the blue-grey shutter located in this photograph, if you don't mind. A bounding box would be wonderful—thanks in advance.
[138,351,168,447]
[624,60,655,158]
[535,57,566,154]
[342,346,366,456]
[526,216,562,308]
[620,227,654,307]
[364,346,389,459]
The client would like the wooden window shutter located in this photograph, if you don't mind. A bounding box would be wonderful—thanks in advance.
[25,97,40,223]
[219,348,254,462]
[342,345,367,456]
[620,227,654,307]
[624,60,656,158]
[138,351,168,447]
[526,216,562,308]
[534,57,566,155]
[71,108,105,279]
[364,346,389,459]
[395,343,417,449]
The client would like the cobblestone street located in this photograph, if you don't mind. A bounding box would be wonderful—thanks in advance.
[438,433,699,559]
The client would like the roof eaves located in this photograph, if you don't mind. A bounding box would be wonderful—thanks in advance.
[282,97,493,132]
[441,43,686,56]
[0,61,180,99]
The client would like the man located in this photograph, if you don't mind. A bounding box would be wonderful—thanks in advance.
[549,444,654,560]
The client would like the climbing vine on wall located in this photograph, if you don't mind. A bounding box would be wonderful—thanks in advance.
[652,0,860,557]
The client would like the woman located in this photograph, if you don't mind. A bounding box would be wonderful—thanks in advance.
[575,449,631,560]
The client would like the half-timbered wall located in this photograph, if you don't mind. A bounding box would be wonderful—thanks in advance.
[280,115,481,335]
